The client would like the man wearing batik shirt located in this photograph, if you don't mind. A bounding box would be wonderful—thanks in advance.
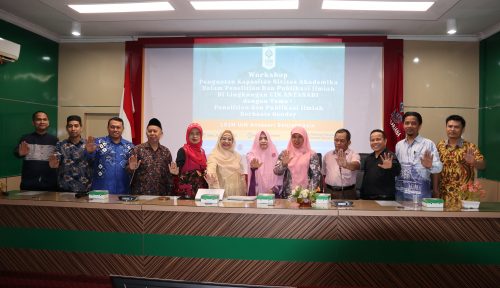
[436,115,485,202]
[128,118,177,195]
[395,112,442,203]
[49,115,92,192]
[15,111,58,191]
[85,117,134,194]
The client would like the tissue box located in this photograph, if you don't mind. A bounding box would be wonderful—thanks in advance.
[422,198,444,208]
[316,193,331,204]
[89,190,109,200]
[256,193,275,205]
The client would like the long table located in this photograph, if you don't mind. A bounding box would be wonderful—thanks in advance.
[1,192,499,287]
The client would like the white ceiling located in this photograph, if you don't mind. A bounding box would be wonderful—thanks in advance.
[1,0,500,42]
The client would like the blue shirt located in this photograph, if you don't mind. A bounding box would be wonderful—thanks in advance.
[395,135,442,199]
[55,138,92,192]
[86,136,134,194]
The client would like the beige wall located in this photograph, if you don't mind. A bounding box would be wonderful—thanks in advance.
[403,40,499,198]
[0,176,21,192]
[403,41,479,145]
[58,43,125,140]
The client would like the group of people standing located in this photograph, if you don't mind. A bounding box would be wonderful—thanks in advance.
[15,110,485,204]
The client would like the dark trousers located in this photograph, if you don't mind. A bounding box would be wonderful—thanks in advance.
[324,184,357,200]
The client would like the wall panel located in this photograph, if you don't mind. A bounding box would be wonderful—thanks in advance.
[0,20,58,177]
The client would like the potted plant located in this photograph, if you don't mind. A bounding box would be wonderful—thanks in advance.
[290,186,318,208]
[458,181,485,209]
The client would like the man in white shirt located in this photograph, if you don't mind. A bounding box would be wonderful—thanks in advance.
[322,129,360,199]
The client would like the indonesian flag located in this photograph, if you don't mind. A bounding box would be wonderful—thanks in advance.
[119,58,135,142]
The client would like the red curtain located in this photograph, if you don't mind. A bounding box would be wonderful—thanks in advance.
[383,39,405,151]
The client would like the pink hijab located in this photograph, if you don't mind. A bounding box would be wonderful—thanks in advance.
[246,131,282,194]
[287,127,315,188]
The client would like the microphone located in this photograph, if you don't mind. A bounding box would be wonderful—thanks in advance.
[339,165,343,191]
[75,192,89,198]
[339,164,344,199]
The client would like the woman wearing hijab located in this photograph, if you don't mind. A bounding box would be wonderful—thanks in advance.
[273,126,321,198]
[206,130,246,197]
[174,123,208,199]
[247,131,282,195]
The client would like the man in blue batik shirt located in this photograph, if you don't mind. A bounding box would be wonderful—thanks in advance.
[49,115,92,192]
[85,117,134,194]
[395,112,442,203]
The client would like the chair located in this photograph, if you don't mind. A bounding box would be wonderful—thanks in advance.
[355,153,370,198]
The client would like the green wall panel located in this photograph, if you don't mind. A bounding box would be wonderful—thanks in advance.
[0,20,58,177]
[479,31,500,181]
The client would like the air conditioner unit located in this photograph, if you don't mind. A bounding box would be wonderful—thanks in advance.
[0,38,21,62]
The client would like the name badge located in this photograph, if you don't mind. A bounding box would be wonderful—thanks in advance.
[89,190,109,200]
[256,193,275,206]
[200,194,219,205]
[316,193,331,204]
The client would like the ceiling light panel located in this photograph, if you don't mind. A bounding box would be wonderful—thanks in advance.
[322,1,434,12]
[68,2,174,13]
[190,0,299,10]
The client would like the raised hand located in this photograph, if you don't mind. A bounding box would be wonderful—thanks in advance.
[336,149,347,168]
[420,150,433,169]
[281,150,293,166]
[18,141,30,156]
[48,154,60,168]
[85,136,97,153]
[168,162,179,175]
[378,152,393,169]
[250,158,262,169]
[128,154,141,171]
[463,148,476,167]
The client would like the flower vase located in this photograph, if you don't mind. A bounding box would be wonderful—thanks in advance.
[461,200,480,209]
[297,198,312,208]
